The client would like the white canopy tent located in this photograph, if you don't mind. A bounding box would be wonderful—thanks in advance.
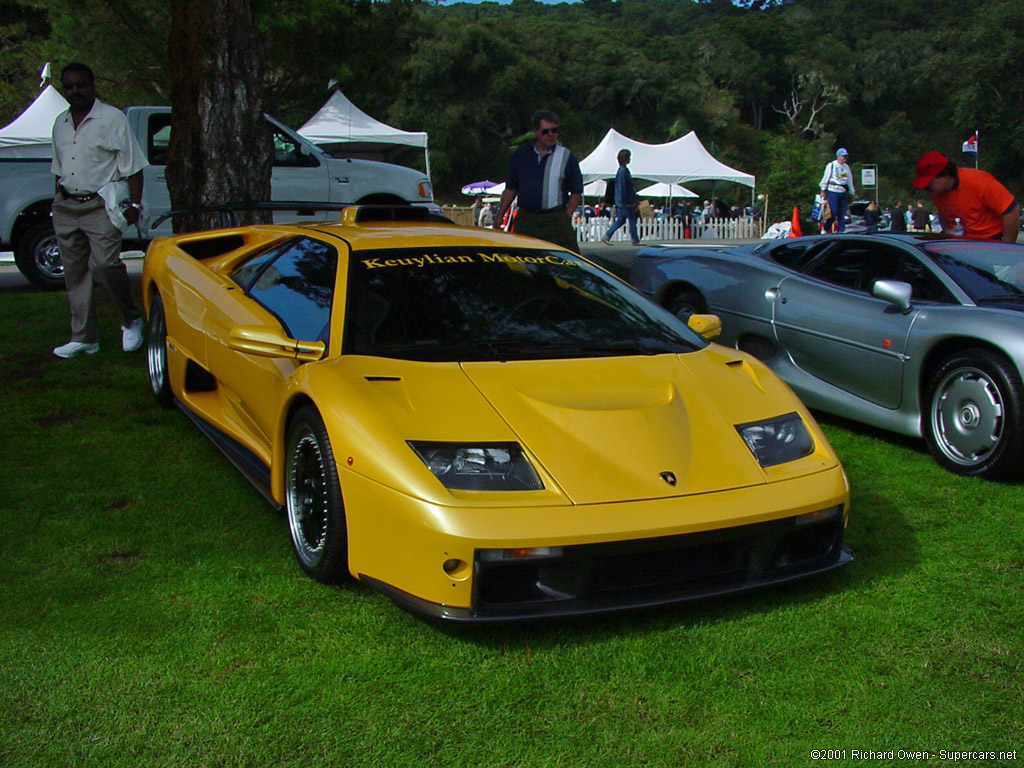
[579,128,754,189]
[297,90,430,178]
[638,182,698,199]
[0,84,68,158]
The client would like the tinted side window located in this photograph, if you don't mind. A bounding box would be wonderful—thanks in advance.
[769,242,818,268]
[147,113,172,166]
[805,247,872,290]
[897,259,955,303]
[233,237,337,342]
[273,130,320,168]
[805,244,903,293]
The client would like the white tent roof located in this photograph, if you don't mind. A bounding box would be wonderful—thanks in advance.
[0,85,67,157]
[579,128,754,188]
[298,90,427,149]
[638,182,698,199]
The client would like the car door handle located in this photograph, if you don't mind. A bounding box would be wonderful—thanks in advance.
[765,287,781,303]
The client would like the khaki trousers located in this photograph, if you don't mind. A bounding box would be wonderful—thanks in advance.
[52,195,138,344]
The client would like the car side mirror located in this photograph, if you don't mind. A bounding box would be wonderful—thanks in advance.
[872,280,913,313]
[228,325,325,362]
[687,313,722,340]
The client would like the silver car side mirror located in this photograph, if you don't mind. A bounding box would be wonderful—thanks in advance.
[872,279,913,313]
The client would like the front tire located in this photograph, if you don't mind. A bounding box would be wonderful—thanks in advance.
[285,406,349,583]
[665,287,706,322]
[147,293,174,409]
[14,220,64,291]
[924,348,1024,480]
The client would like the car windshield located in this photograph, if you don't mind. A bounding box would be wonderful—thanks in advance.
[922,241,1024,305]
[345,246,706,362]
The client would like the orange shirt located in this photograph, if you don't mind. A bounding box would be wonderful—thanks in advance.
[932,167,1015,239]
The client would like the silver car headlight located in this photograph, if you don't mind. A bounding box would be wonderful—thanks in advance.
[409,442,544,491]
[736,413,814,467]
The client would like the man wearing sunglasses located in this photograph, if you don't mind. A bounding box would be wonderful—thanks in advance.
[495,110,583,253]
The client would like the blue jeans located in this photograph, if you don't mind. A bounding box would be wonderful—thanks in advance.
[826,191,848,233]
[604,205,639,243]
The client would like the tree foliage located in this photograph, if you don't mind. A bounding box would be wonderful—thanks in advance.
[1,0,1020,220]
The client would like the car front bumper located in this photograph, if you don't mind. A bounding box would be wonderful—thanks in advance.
[363,508,852,622]
[342,465,852,622]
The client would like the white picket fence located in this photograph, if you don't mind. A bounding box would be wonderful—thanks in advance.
[576,215,764,243]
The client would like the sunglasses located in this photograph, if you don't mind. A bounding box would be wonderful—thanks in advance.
[539,127,559,135]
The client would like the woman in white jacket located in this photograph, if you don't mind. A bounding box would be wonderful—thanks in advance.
[819,148,856,233]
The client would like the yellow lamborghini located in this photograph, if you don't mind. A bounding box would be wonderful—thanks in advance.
[142,206,851,621]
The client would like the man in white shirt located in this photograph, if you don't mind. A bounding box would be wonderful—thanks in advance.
[818,148,856,233]
[50,62,149,358]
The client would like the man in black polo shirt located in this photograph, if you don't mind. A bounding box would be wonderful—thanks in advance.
[494,110,583,253]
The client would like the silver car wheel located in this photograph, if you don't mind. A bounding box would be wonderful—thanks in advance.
[286,426,330,568]
[929,365,1004,467]
[35,233,63,280]
[147,294,174,409]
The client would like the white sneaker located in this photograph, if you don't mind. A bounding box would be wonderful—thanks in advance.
[54,341,100,358]
[122,318,144,352]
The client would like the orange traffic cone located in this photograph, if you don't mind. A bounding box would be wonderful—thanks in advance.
[789,206,802,238]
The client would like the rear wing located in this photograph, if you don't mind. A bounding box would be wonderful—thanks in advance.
[150,202,452,231]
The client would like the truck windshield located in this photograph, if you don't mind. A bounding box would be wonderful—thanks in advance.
[344,246,706,362]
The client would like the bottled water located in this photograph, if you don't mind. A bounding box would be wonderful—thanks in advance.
[953,217,964,237]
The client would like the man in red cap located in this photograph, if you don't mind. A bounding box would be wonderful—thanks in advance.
[911,151,1020,242]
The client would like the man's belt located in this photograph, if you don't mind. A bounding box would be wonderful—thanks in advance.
[521,206,565,214]
[58,185,98,202]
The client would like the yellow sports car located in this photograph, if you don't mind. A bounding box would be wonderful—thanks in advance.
[142,206,851,621]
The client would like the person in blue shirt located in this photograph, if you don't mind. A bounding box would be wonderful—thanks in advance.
[600,149,641,245]
[495,110,583,253]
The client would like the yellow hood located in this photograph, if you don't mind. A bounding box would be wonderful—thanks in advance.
[460,349,795,504]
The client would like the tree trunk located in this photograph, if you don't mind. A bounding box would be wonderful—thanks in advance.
[166,0,272,234]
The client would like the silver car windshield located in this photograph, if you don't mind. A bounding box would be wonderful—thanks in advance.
[922,241,1024,304]
[345,246,707,361]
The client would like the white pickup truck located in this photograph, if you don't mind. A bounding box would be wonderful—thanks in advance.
[0,106,436,288]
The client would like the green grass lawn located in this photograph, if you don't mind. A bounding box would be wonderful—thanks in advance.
[2,283,1022,767]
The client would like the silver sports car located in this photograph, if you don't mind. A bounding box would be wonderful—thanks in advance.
[631,234,1024,480]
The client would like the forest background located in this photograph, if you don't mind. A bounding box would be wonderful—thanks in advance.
[2,0,1021,220]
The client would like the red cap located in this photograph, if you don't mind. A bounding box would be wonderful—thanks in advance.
[912,151,948,189]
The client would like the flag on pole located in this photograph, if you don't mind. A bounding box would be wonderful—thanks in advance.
[962,132,978,157]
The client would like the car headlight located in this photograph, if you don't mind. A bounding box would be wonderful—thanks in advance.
[408,442,544,490]
[736,413,814,467]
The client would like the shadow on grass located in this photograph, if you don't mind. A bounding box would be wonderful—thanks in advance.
[417,486,916,650]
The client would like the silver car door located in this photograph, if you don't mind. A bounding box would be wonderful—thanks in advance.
[771,240,917,409]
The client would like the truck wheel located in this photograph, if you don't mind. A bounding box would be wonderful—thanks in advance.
[13,221,65,291]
